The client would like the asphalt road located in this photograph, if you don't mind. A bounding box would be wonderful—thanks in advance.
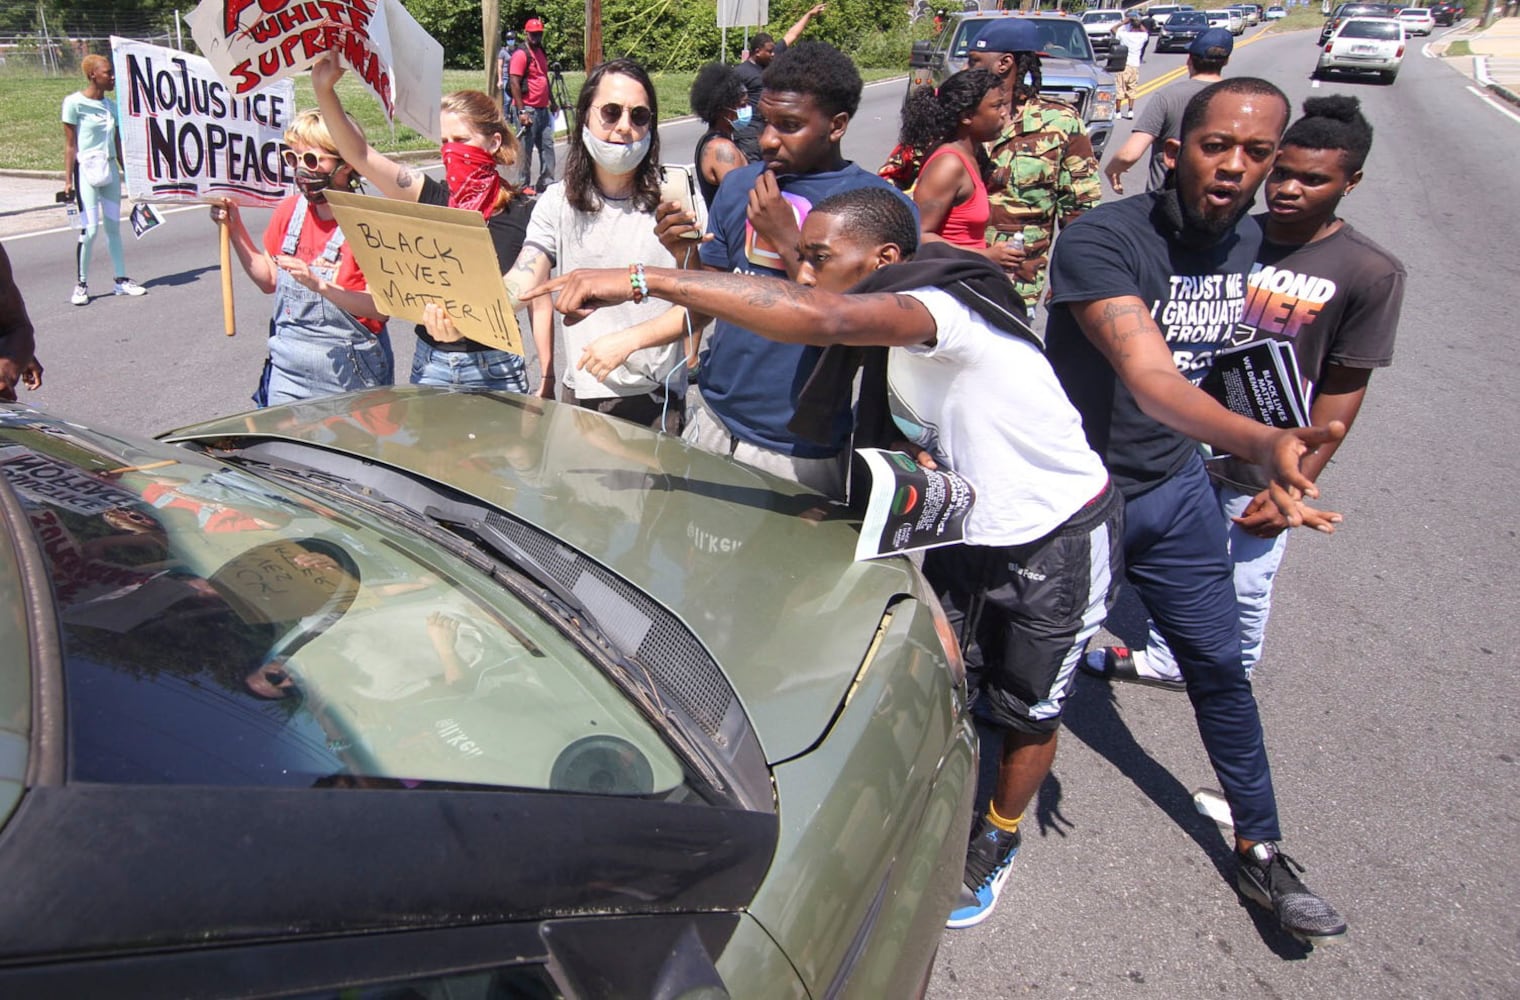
[4,28,1519,998]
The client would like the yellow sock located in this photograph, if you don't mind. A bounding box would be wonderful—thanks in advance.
[986,802,1022,834]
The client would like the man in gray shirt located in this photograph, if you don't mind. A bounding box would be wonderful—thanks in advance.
[1103,28,1232,194]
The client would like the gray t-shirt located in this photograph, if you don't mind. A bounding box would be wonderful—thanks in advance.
[522,183,684,400]
[1133,77,1210,191]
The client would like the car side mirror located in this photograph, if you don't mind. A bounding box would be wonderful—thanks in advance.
[910,39,934,69]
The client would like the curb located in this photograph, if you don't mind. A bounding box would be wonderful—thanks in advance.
[1474,54,1520,106]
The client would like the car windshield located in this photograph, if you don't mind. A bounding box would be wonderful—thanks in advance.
[1170,12,1210,26]
[1207,11,1229,20]
[1400,7,1430,13]
[1341,18,1401,36]
[1083,11,1122,21]
[953,18,1094,59]
[0,431,688,797]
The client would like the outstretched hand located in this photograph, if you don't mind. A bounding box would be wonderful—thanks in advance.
[1257,420,1346,525]
[523,268,635,325]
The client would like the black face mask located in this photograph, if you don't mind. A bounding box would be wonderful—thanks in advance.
[295,166,344,204]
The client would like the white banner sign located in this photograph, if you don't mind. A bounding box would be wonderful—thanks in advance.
[717,0,770,29]
[112,37,295,206]
[186,0,443,141]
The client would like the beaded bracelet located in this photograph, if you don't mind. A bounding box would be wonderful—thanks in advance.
[629,262,649,304]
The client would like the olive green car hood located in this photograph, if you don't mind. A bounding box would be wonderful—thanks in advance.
[163,388,921,764]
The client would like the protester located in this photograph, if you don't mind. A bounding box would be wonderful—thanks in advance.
[209,109,393,407]
[1104,27,1232,194]
[1044,78,1349,944]
[495,58,688,431]
[689,62,750,210]
[967,19,1101,319]
[312,52,540,393]
[1085,95,1403,690]
[1113,13,1149,119]
[732,3,828,160]
[526,185,1121,931]
[509,18,558,196]
[893,69,1019,262]
[672,41,916,497]
[0,246,44,401]
[62,54,147,306]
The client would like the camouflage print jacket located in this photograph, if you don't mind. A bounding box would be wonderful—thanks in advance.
[985,97,1101,310]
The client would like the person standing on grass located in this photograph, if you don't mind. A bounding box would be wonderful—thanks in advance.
[509,18,558,196]
[62,54,147,306]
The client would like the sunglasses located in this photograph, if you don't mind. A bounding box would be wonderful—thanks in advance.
[591,102,653,128]
[280,149,335,171]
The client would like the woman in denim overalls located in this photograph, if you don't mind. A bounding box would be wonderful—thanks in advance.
[210,109,394,406]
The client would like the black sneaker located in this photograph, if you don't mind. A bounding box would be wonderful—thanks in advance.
[1237,842,1348,944]
[1079,645,1187,692]
[946,817,1021,929]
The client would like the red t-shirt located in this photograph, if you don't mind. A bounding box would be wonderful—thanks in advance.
[261,194,384,333]
[509,46,551,108]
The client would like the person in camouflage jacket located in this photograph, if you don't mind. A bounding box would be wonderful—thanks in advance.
[967,20,1101,314]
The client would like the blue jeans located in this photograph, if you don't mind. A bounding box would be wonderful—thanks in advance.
[1121,456,1280,842]
[1135,482,1290,682]
[519,106,556,189]
[410,342,528,392]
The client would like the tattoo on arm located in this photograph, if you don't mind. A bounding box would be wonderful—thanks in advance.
[713,142,741,166]
[512,248,545,276]
[396,165,416,190]
[1092,300,1155,364]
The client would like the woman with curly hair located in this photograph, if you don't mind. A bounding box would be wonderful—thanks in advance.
[688,61,751,209]
[892,69,1018,268]
[312,52,540,393]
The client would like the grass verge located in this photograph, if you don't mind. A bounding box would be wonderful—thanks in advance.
[0,65,902,172]
[1445,39,1473,56]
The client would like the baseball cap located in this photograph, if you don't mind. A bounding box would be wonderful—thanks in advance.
[971,19,1044,55]
[524,17,545,32]
[1188,28,1234,57]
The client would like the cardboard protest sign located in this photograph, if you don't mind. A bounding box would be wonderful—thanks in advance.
[186,0,443,141]
[324,190,522,356]
[111,37,295,207]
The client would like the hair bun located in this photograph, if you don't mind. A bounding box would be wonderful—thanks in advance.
[1300,95,1361,123]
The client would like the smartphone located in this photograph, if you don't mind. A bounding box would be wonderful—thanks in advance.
[659,164,706,239]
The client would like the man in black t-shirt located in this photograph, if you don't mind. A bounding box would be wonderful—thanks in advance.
[1045,78,1350,946]
[732,4,827,161]
[1088,96,1402,692]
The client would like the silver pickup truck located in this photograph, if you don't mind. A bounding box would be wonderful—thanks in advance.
[907,11,1118,155]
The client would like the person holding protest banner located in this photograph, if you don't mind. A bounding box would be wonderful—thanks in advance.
[312,52,541,393]
[209,109,394,407]
[62,54,148,306]
[496,58,688,430]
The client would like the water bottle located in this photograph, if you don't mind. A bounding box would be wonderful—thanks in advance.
[1009,231,1025,252]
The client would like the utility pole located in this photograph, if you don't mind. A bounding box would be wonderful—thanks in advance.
[483,0,501,100]
[586,0,603,69]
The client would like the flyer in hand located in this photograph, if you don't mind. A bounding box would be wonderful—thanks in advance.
[854,449,976,562]
[1200,339,1310,430]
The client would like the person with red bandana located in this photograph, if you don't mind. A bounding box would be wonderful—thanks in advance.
[313,52,545,393]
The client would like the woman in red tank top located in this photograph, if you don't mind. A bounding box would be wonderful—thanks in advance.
[889,70,1021,273]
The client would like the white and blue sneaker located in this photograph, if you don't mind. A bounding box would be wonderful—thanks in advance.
[946,817,1021,929]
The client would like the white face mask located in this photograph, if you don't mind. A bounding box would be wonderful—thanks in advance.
[581,126,650,176]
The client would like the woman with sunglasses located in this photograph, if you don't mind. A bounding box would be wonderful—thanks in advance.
[312,52,543,394]
[495,58,688,430]
[210,109,394,406]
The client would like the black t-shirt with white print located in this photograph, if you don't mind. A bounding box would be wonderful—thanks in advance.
[1044,191,1264,499]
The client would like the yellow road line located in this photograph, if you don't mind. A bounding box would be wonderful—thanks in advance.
[1130,27,1274,99]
